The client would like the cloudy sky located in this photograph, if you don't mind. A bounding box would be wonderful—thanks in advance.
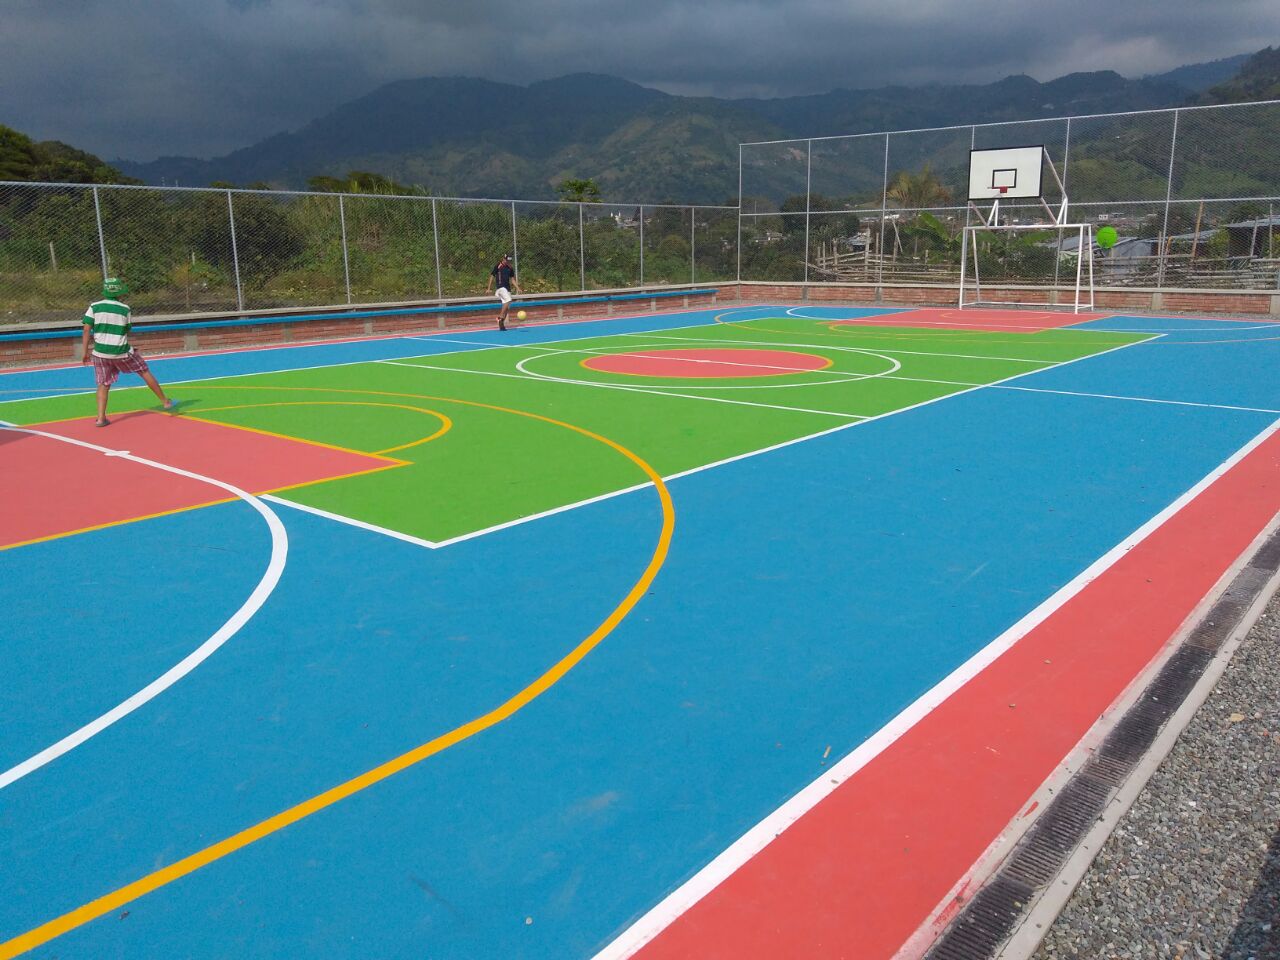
[2,0,1276,161]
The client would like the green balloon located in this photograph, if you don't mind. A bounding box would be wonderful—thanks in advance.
[1096,226,1118,249]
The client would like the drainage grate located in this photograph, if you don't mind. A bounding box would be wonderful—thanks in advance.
[1248,529,1280,572]
[921,521,1280,960]
[928,877,1037,960]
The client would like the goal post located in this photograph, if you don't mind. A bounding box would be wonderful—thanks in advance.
[958,145,1094,312]
[959,222,1096,313]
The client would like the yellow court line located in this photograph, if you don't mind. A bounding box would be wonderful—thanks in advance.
[0,498,236,553]
[575,350,835,379]
[191,400,452,459]
[0,384,675,960]
[183,406,408,464]
[2,400,453,552]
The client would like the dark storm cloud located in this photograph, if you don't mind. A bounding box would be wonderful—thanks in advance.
[1,0,1275,161]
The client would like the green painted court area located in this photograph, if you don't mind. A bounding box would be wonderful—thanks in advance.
[3,317,1149,544]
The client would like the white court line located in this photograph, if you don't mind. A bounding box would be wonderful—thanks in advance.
[592,413,1280,960]
[260,496,440,549]
[783,306,1053,330]
[262,336,1148,559]
[511,344,901,392]
[623,331,1065,365]
[1095,323,1280,333]
[410,337,890,388]
[0,423,289,791]
[376,360,868,419]
[0,306,781,407]
[993,384,1280,414]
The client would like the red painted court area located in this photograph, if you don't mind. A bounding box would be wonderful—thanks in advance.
[631,427,1280,960]
[0,412,396,550]
[832,307,1108,333]
[581,348,831,378]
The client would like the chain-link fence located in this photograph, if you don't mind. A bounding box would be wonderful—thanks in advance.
[0,182,736,325]
[740,100,1280,294]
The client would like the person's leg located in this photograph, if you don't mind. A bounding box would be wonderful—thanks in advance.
[128,353,176,409]
[497,288,512,329]
[96,384,110,425]
[139,369,172,406]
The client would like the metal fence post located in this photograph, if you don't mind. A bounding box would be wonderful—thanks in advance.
[510,201,518,271]
[804,140,813,285]
[639,205,645,286]
[1158,109,1180,290]
[92,186,108,280]
[691,207,697,284]
[736,145,743,283]
[579,203,586,291]
[878,133,890,295]
[1053,117,1072,293]
[338,194,352,304]
[430,197,443,300]
[227,190,244,312]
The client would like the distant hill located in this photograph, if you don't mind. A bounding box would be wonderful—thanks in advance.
[1195,46,1280,103]
[98,50,1270,203]
[0,124,139,185]
[1145,53,1251,93]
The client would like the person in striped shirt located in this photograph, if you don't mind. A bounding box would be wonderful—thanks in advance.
[81,277,176,426]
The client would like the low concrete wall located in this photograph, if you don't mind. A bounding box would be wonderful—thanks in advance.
[7,281,1278,370]
[0,287,721,369]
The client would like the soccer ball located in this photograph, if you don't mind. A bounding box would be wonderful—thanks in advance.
[517,310,526,320]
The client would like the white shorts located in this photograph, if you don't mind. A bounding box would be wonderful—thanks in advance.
[496,287,513,305]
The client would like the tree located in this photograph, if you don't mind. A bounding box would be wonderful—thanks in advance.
[886,165,953,210]
[557,178,602,203]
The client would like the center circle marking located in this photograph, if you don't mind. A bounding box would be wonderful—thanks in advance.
[581,348,831,379]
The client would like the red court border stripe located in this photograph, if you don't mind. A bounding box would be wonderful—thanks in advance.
[625,425,1280,960]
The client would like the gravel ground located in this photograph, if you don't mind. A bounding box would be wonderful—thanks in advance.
[1033,591,1280,960]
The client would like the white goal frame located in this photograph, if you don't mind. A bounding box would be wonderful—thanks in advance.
[959,222,1096,314]
[958,146,1095,313]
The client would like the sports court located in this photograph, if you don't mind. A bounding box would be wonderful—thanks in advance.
[3,301,1280,959]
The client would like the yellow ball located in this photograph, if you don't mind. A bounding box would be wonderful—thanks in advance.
[517,310,526,320]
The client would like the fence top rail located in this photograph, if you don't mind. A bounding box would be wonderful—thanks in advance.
[0,179,738,211]
[0,286,722,341]
[739,96,1280,148]
[741,195,1280,217]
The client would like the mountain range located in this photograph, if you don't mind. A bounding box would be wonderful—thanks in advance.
[91,50,1262,202]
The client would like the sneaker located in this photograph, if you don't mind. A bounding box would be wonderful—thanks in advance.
[498,318,507,331]
[163,398,180,411]
[95,418,110,427]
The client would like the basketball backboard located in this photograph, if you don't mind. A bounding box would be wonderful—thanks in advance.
[968,146,1045,201]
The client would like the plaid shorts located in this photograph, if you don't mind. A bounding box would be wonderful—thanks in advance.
[92,350,150,387]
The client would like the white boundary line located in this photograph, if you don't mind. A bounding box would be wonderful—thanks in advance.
[1089,322,1280,333]
[623,331,1066,365]
[0,423,289,791]
[376,360,867,419]
[591,414,1280,960]
[0,305,782,407]
[995,515,1280,960]
[262,336,1148,557]
[994,384,1280,414]
[511,344,902,392]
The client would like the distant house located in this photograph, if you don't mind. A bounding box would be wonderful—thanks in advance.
[1220,215,1280,258]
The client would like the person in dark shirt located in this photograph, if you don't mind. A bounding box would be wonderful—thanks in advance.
[486,253,521,330]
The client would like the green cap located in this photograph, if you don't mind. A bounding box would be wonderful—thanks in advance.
[102,276,129,298]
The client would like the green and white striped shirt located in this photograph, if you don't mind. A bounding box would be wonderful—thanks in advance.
[82,299,132,358]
